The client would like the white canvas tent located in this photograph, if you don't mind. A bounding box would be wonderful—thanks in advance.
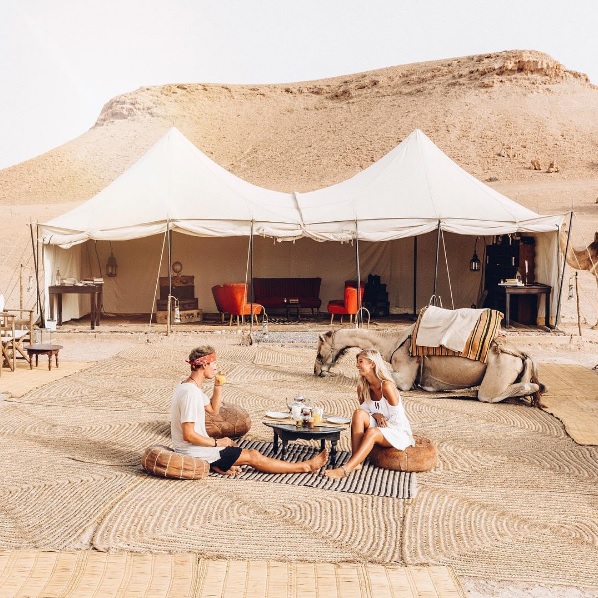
[297,129,563,241]
[39,128,566,325]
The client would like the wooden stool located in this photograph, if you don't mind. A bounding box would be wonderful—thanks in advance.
[369,435,437,472]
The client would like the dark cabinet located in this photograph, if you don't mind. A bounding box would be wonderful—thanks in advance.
[484,237,536,324]
[363,275,390,317]
[157,276,198,311]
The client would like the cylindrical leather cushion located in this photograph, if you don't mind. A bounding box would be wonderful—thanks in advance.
[369,435,437,472]
[205,403,251,439]
[141,445,210,480]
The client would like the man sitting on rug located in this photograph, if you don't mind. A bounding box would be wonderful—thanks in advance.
[171,345,327,476]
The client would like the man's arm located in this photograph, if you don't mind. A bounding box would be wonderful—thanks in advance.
[181,421,233,447]
[204,378,224,415]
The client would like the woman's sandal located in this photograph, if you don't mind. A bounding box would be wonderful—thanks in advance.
[340,465,349,478]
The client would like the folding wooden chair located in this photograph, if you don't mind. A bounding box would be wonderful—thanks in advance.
[2,308,35,364]
[0,312,16,374]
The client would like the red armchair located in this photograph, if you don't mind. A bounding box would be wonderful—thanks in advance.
[327,281,365,324]
[212,285,230,323]
[220,283,263,326]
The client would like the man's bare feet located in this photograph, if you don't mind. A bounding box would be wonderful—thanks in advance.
[212,465,242,476]
[303,450,328,472]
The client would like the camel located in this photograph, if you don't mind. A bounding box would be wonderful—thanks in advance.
[559,226,598,329]
[314,327,545,405]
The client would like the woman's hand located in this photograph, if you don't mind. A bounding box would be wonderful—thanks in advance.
[373,413,388,428]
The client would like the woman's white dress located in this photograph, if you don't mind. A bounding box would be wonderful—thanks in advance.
[360,383,414,450]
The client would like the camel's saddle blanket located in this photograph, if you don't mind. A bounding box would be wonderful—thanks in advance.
[411,305,503,363]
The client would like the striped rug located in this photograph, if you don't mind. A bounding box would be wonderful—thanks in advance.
[215,439,417,499]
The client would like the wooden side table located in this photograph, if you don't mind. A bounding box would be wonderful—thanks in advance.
[501,283,552,328]
[49,284,102,330]
[26,344,63,370]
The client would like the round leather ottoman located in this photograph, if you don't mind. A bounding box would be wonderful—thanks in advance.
[141,445,210,480]
[205,403,251,439]
[369,435,437,472]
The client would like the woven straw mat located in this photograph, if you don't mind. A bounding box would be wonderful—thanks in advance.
[0,335,596,589]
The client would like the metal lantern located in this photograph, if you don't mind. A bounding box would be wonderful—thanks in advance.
[469,238,481,272]
[106,251,118,277]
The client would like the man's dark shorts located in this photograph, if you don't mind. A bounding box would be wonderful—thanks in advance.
[211,446,242,472]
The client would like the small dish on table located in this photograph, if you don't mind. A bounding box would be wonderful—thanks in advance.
[265,411,290,420]
[326,416,351,425]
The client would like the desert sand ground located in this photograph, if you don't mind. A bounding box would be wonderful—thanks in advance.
[1,49,598,597]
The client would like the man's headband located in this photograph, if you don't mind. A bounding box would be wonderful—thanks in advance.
[187,353,216,368]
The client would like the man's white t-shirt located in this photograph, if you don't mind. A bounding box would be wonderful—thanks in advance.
[170,382,222,462]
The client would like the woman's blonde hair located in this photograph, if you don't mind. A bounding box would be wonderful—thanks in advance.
[356,349,394,403]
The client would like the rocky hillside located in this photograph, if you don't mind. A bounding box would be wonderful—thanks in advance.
[1,49,597,204]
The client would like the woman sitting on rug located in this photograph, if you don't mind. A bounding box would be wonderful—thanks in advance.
[324,349,414,479]
[171,345,327,476]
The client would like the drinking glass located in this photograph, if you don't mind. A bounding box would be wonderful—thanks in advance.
[312,407,323,425]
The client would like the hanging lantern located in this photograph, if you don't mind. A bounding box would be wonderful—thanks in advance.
[106,251,118,277]
[469,238,481,272]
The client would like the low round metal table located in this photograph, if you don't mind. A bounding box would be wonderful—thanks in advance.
[263,421,345,467]
[26,344,63,371]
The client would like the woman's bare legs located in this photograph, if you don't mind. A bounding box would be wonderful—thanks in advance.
[233,448,328,474]
[351,409,370,454]
[324,426,392,479]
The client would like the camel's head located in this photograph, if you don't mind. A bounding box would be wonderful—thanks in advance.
[314,330,341,376]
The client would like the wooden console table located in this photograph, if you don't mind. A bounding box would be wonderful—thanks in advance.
[49,284,103,330]
[500,283,552,328]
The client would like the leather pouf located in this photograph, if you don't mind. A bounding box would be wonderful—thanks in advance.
[205,403,251,439]
[369,435,437,472]
[141,445,210,480]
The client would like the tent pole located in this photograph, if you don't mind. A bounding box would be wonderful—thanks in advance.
[413,236,418,317]
[433,223,441,298]
[250,220,254,335]
[355,220,361,328]
[555,212,573,328]
[167,224,172,335]
[30,222,44,327]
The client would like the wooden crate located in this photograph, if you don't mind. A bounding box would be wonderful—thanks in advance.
[155,309,203,324]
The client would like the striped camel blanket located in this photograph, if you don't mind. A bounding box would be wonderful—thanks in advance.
[410,305,503,363]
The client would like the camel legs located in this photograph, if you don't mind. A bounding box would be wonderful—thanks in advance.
[477,352,540,403]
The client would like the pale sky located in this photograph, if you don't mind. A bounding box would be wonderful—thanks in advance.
[1,0,596,170]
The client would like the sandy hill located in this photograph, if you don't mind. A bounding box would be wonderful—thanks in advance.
[1,49,598,210]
